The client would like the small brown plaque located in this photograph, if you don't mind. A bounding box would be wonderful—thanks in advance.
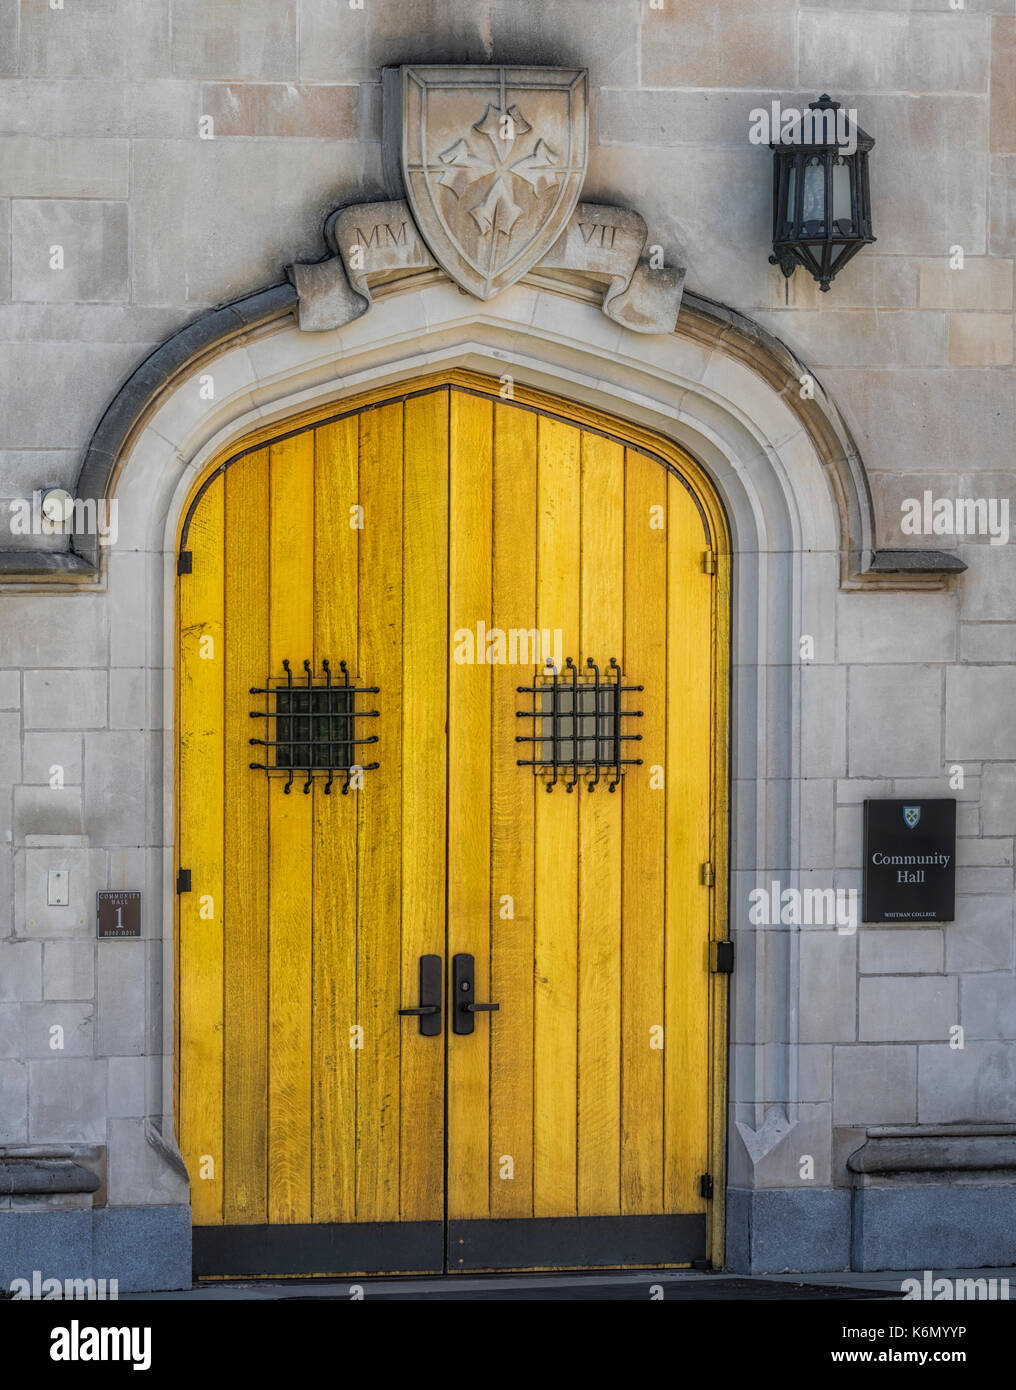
[97,890,142,939]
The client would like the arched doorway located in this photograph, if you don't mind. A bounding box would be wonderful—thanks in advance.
[175,370,730,1277]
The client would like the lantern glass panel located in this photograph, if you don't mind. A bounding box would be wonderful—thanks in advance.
[802,157,825,230]
[833,159,851,228]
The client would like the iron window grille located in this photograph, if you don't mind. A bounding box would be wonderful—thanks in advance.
[516,656,643,791]
[249,658,379,794]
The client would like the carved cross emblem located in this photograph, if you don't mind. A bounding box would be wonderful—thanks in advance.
[437,104,564,239]
[397,65,588,299]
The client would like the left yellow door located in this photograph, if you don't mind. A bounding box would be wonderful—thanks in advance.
[177,401,448,1275]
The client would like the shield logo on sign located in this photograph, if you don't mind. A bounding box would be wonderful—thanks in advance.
[903,805,921,829]
[395,65,588,300]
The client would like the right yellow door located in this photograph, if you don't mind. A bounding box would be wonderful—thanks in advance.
[443,388,725,1270]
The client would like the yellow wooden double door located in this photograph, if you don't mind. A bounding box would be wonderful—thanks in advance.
[177,374,728,1277]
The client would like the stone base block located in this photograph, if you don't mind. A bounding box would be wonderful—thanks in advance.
[853,1186,1016,1271]
[725,1187,851,1273]
[0,1205,191,1293]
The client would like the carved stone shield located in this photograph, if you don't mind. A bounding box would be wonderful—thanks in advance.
[392,65,588,300]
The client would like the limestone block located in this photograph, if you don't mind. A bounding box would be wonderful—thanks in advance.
[859,928,943,974]
[801,666,847,780]
[0,711,19,784]
[0,79,124,137]
[755,309,948,370]
[990,155,1016,254]
[918,257,1014,311]
[948,312,1013,365]
[13,788,83,844]
[0,340,145,448]
[945,894,1014,972]
[96,941,145,1058]
[131,139,363,305]
[0,671,18,709]
[982,763,1016,834]
[43,942,94,1001]
[847,665,942,778]
[946,666,1016,758]
[82,732,147,847]
[1,596,107,669]
[918,1041,1016,1122]
[105,1117,189,1205]
[494,0,639,87]
[28,1059,106,1143]
[24,671,106,729]
[859,976,958,1043]
[19,0,171,78]
[16,846,105,938]
[20,1002,94,1058]
[640,0,795,89]
[12,200,129,304]
[745,1102,833,1189]
[0,1003,19,1058]
[0,941,43,1002]
[801,780,836,870]
[171,0,296,80]
[963,972,1016,1039]
[801,931,857,1044]
[960,542,1016,620]
[0,137,128,198]
[0,196,9,300]
[832,1045,917,1125]
[0,0,15,76]
[800,10,989,93]
[0,1061,28,1142]
[862,95,988,256]
[200,82,358,138]
[836,592,956,664]
[109,551,150,669]
[109,670,146,731]
[107,1056,146,1118]
[22,733,82,786]
[991,16,1016,154]
[960,624,1016,662]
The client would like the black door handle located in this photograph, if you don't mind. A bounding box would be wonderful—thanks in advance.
[452,953,499,1034]
[398,954,442,1036]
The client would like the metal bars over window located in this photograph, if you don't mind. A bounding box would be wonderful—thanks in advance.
[515,657,643,792]
[249,659,379,794]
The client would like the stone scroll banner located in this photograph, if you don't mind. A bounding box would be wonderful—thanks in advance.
[289,199,685,336]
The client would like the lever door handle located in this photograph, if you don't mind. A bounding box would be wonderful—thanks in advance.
[452,953,498,1034]
[398,954,442,1036]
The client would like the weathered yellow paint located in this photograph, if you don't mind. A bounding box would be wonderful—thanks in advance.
[532,415,580,1218]
[577,431,624,1215]
[446,391,494,1222]
[223,449,269,1225]
[311,418,358,1224]
[177,372,729,1269]
[179,471,225,1226]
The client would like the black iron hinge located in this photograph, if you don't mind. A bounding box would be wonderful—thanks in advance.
[177,551,192,575]
[710,940,734,974]
[699,1173,714,1200]
[176,868,191,894]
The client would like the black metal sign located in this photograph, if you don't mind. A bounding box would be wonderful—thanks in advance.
[863,800,955,923]
[97,890,142,939]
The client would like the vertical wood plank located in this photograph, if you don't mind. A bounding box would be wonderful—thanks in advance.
[356,402,404,1223]
[179,472,225,1225]
[489,400,537,1219]
[665,475,713,1213]
[533,415,580,1218]
[311,418,359,1224]
[267,435,315,1223]
[577,431,624,1215]
[223,451,269,1224]
[621,449,667,1214]
[446,390,493,1221]
[399,392,448,1222]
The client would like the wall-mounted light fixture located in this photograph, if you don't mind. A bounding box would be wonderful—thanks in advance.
[769,95,875,292]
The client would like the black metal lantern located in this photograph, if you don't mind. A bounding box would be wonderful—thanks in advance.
[769,95,874,292]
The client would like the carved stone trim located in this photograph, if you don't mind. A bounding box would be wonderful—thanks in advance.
[848,1125,1016,1186]
[288,198,685,337]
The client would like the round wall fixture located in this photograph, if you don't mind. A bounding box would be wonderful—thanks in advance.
[40,488,74,525]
